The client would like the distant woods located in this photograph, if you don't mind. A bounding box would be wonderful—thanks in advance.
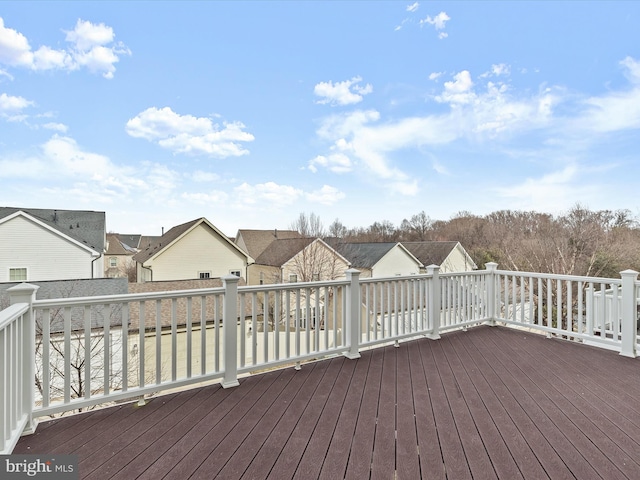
[290,206,640,278]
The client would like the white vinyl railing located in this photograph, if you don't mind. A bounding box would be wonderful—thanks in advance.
[2,263,639,453]
[1,284,37,454]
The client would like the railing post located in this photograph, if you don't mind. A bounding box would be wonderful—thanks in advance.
[426,265,441,340]
[619,269,638,358]
[485,262,498,326]
[344,269,361,359]
[221,275,240,388]
[8,283,40,435]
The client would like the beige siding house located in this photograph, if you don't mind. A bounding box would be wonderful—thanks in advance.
[251,237,350,285]
[134,218,252,282]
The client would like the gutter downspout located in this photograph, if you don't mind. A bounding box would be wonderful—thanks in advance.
[142,264,153,282]
[91,254,101,279]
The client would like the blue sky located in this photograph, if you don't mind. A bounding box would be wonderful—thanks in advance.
[1,1,640,236]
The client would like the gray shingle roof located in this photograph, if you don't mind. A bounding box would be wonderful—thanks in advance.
[331,242,398,269]
[401,241,459,266]
[0,206,105,252]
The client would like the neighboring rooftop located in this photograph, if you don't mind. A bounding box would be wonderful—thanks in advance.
[0,206,106,252]
[254,237,315,266]
[403,241,466,267]
[331,241,399,269]
[235,229,302,259]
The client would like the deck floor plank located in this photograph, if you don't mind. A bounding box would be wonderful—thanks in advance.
[318,350,372,480]
[407,338,446,480]
[14,326,640,480]
[471,328,624,480]
[395,343,421,480]
[292,357,357,480]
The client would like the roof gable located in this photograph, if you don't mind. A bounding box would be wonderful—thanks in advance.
[401,241,476,269]
[0,206,105,253]
[235,229,302,259]
[0,209,104,255]
[134,217,252,264]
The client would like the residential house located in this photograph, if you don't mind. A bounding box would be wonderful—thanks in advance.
[248,237,351,332]
[331,241,423,278]
[133,217,252,282]
[235,229,302,261]
[105,234,137,279]
[401,241,477,273]
[250,237,350,285]
[0,207,105,282]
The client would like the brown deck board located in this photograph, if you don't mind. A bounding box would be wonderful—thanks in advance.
[14,325,640,479]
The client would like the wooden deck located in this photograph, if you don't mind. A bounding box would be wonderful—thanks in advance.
[14,325,640,479]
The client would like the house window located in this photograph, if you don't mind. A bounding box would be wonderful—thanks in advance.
[109,257,117,267]
[289,274,298,283]
[312,273,320,281]
[199,271,211,279]
[9,268,27,281]
[230,270,241,277]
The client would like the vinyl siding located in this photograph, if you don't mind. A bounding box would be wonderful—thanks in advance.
[146,224,247,281]
[0,215,98,281]
[439,248,475,273]
[373,247,421,277]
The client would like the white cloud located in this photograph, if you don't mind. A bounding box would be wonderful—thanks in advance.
[0,92,33,112]
[314,76,373,106]
[436,70,474,104]
[308,153,352,173]
[305,185,346,205]
[420,11,450,38]
[572,57,640,134]
[234,182,304,208]
[126,107,255,157]
[42,122,68,132]
[428,72,443,81]
[312,66,569,195]
[189,170,221,182]
[0,17,129,78]
[181,191,228,204]
[406,2,419,13]
[480,63,511,78]
[494,165,598,213]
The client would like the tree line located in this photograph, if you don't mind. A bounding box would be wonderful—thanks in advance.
[290,205,640,278]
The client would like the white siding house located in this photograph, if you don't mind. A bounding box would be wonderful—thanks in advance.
[134,217,252,282]
[0,208,105,282]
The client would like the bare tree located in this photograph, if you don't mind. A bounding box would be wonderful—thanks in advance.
[399,211,433,241]
[290,212,325,237]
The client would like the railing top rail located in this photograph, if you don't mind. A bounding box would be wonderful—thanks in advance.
[360,273,433,284]
[32,286,227,309]
[237,278,349,294]
[494,269,622,285]
[31,278,352,309]
[0,302,29,330]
